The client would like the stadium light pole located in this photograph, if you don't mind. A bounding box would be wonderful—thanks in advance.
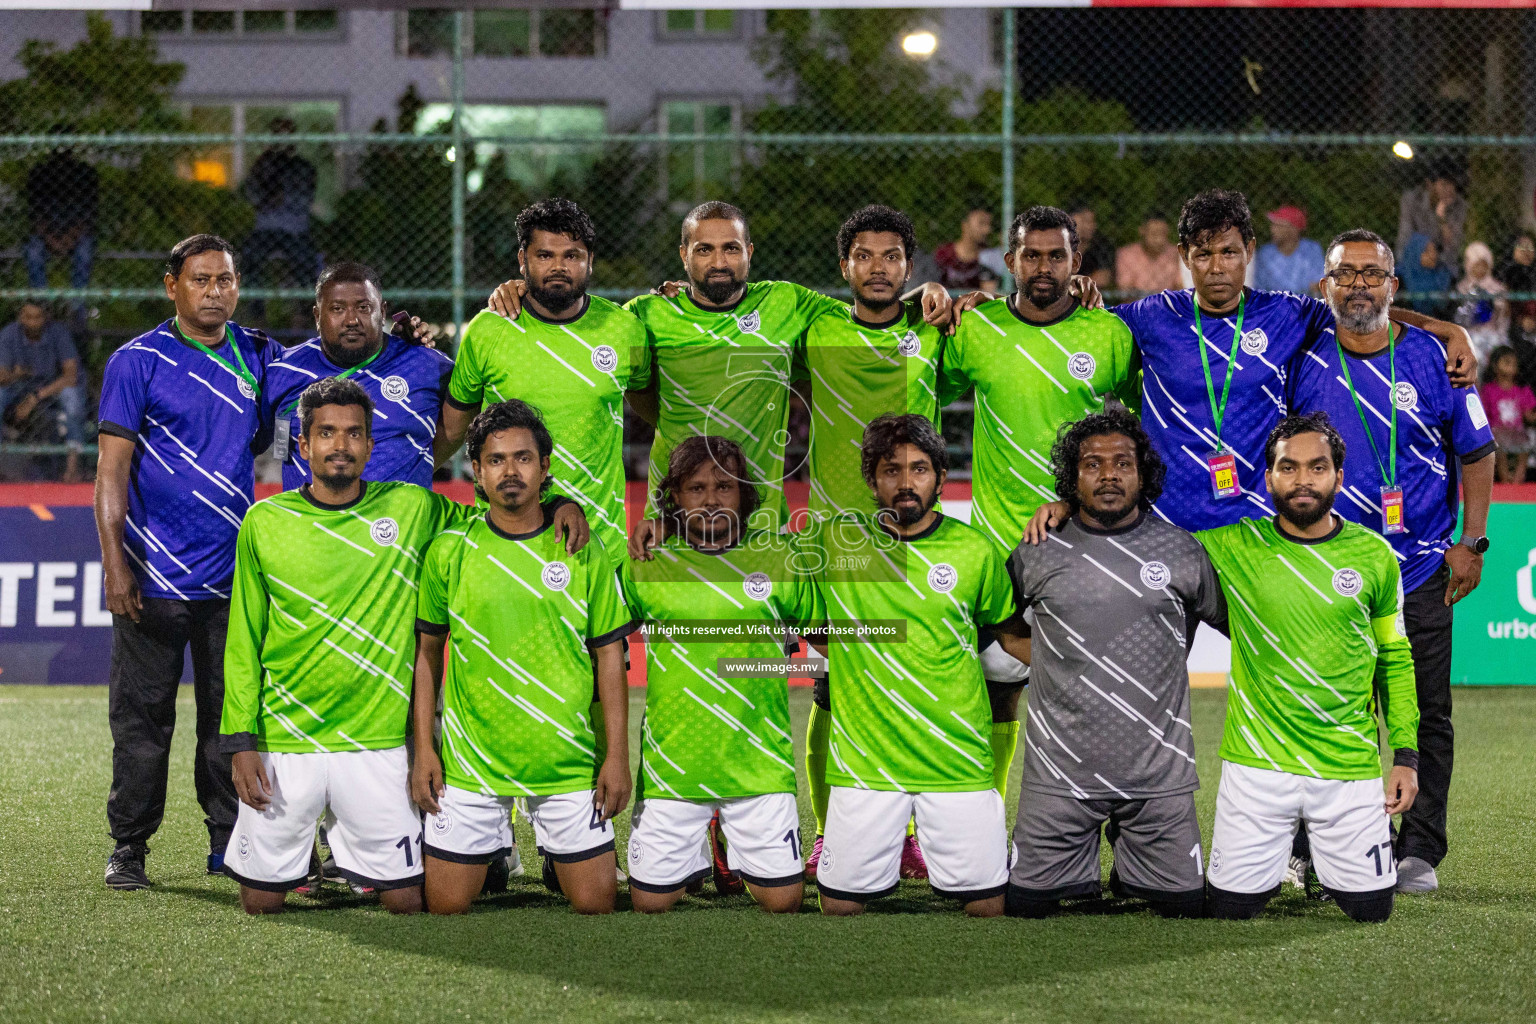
[1000,8,1016,255]
[451,10,466,340]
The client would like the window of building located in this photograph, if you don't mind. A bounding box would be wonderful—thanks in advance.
[399,9,604,58]
[175,101,342,220]
[660,100,739,209]
[659,9,739,39]
[414,103,606,193]
[141,10,339,38]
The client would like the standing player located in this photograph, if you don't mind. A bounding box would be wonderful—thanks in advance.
[263,262,449,490]
[813,414,1029,917]
[1004,410,1223,919]
[411,401,635,915]
[621,435,821,913]
[95,234,282,889]
[1198,413,1419,923]
[219,378,476,913]
[1288,230,1495,894]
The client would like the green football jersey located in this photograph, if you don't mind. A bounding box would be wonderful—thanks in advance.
[447,298,650,554]
[625,282,845,529]
[222,482,477,753]
[804,303,945,518]
[1196,515,1418,781]
[939,299,1140,550]
[621,531,823,801]
[814,513,1016,792]
[416,510,635,797]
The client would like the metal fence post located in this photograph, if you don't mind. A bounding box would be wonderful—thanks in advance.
[451,10,466,339]
[1000,8,1016,248]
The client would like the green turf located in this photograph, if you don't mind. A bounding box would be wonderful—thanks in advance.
[2,685,1533,1023]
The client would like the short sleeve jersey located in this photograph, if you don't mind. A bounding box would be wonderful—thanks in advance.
[97,319,282,600]
[1196,516,1419,781]
[939,299,1140,550]
[1007,514,1225,800]
[804,303,945,517]
[626,282,845,529]
[1114,288,1334,531]
[815,513,1016,792]
[447,299,649,554]
[1286,324,1497,594]
[263,333,453,490]
[220,482,476,752]
[416,512,635,797]
[621,531,823,801]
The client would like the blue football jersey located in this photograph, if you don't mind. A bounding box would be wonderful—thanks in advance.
[1114,288,1334,532]
[1287,323,1496,594]
[97,319,282,600]
[262,333,453,490]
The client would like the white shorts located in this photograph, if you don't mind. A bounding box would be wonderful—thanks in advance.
[423,786,615,865]
[818,787,1009,903]
[626,793,802,892]
[1209,761,1397,895]
[226,746,422,891]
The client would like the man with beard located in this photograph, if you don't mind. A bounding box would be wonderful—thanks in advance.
[813,414,1029,917]
[1003,409,1225,919]
[1196,412,1419,923]
[436,199,644,557]
[219,378,478,913]
[1287,230,1495,895]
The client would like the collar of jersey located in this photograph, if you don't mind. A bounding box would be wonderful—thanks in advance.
[882,511,945,544]
[299,480,368,512]
[483,505,555,542]
[524,294,590,326]
[1073,508,1145,537]
[1272,512,1344,546]
[850,305,909,332]
[1004,295,1077,329]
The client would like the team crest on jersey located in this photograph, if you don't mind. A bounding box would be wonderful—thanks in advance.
[1067,352,1096,381]
[237,377,256,400]
[927,563,958,593]
[628,838,643,863]
[1393,381,1418,412]
[591,344,618,374]
[430,811,453,837]
[542,561,572,591]
[1331,567,1364,598]
[1240,328,1269,356]
[1139,561,1171,590]
[743,571,773,601]
[381,375,410,402]
[736,310,761,334]
[237,833,251,860]
[897,331,921,357]
[370,518,399,546]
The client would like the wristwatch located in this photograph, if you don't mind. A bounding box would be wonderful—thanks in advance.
[1459,535,1490,555]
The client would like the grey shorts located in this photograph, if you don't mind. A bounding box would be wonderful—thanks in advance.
[1009,789,1204,901]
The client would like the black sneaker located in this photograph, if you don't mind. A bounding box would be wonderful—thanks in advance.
[482,852,511,895]
[542,852,563,896]
[206,851,225,875]
[105,843,151,890]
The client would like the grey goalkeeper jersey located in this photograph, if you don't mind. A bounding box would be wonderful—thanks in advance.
[1007,512,1227,800]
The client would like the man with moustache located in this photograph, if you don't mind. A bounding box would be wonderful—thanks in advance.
[1287,230,1495,894]
[1196,413,1419,923]
[1003,409,1225,919]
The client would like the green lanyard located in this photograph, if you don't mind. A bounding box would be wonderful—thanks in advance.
[1335,324,1397,489]
[1192,292,1247,453]
[278,342,387,417]
[175,319,260,400]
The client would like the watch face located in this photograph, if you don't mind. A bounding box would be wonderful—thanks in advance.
[1467,537,1489,554]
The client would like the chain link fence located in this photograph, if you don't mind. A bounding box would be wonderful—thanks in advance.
[2,6,1535,478]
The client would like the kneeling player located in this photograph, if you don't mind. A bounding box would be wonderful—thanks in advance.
[1005,410,1224,918]
[220,378,478,914]
[813,415,1029,917]
[1197,413,1419,923]
[621,436,821,913]
[411,401,636,915]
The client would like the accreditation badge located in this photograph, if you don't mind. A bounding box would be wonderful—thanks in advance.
[273,417,291,463]
[1380,487,1406,535]
[1205,450,1241,500]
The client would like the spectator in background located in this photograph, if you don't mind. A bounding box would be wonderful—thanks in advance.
[1115,212,1182,296]
[1482,345,1535,483]
[1397,168,1465,270]
[25,149,99,323]
[0,301,87,482]
[1455,241,1510,368]
[1496,235,1536,356]
[934,207,1000,294]
[241,119,319,321]
[1399,233,1456,318]
[1069,200,1115,288]
[1252,206,1324,296]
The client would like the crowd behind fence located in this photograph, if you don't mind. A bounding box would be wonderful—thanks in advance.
[2,7,1536,482]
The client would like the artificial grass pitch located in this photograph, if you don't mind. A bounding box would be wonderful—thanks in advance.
[2,686,1532,1024]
